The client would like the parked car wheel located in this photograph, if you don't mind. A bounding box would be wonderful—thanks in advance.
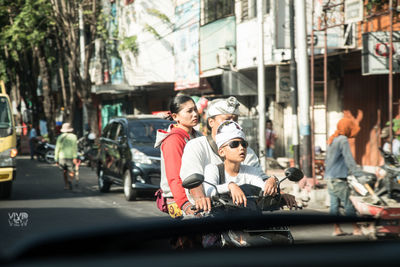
[123,170,136,201]
[98,168,111,193]
[45,150,55,164]
[0,181,12,199]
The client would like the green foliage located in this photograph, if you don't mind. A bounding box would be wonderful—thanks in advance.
[0,0,54,56]
[144,24,161,39]
[147,8,172,26]
[386,118,400,140]
[119,35,139,55]
[366,0,389,12]
[386,118,400,131]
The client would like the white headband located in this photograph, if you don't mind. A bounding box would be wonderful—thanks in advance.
[215,120,246,149]
[206,96,240,118]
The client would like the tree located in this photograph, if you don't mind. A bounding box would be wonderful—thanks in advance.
[50,0,101,138]
[0,0,57,141]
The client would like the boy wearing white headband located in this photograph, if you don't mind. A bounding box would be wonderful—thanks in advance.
[180,96,278,211]
[204,121,297,208]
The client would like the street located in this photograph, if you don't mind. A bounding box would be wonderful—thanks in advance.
[0,156,368,257]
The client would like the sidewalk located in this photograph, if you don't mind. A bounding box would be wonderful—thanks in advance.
[267,168,329,212]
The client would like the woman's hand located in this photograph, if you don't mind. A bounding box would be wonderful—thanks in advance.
[281,193,297,209]
[263,177,278,196]
[183,205,197,216]
[228,182,247,207]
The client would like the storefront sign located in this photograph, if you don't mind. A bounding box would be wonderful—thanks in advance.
[362,31,400,75]
[344,0,363,24]
[276,65,291,103]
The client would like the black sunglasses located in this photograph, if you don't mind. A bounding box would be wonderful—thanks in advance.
[227,140,248,149]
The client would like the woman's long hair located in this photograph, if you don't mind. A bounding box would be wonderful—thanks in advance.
[164,95,194,121]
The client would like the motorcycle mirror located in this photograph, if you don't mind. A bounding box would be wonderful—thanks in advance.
[182,173,204,189]
[284,167,304,182]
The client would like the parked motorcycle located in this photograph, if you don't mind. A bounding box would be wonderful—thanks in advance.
[35,140,55,164]
[349,148,400,239]
[77,133,97,169]
[375,148,400,200]
[182,167,304,247]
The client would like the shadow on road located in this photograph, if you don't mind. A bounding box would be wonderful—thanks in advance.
[11,157,156,201]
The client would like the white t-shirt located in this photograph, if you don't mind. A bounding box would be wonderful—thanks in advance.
[180,136,261,203]
[204,164,268,197]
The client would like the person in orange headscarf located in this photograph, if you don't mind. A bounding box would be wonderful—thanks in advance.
[325,117,362,236]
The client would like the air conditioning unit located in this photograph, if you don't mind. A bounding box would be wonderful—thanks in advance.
[216,49,232,68]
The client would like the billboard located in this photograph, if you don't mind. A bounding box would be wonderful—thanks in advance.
[362,31,400,75]
[174,0,200,90]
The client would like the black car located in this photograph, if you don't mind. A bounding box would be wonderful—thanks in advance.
[97,115,172,201]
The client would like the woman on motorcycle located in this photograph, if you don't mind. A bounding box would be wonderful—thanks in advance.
[203,120,296,208]
[154,95,202,218]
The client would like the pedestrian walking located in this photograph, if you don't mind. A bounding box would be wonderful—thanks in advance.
[324,117,362,236]
[266,119,277,158]
[55,123,78,190]
[29,124,38,160]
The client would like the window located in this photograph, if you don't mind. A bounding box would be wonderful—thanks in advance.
[108,123,120,141]
[128,120,172,144]
[0,97,12,138]
[243,0,270,20]
[203,0,235,25]
[0,97,11,127]
[102,124,111,139]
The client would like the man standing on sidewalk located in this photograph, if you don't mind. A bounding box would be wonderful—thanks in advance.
[55,123,78,190]
[325,117,362,236]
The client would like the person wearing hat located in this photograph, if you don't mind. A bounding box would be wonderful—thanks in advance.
[381,126,400,156]
[180,96,278,212]
[203,120,297,208]
[55,123,78,190]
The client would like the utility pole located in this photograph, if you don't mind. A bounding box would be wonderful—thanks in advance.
[289,0,300,168]
[295,0,312,177]
[257,0,266,172]
[79,6,85,79]
[389,0,394,153]
[79,5,88,136]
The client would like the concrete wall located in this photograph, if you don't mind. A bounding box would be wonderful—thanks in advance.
[117,0,175,86]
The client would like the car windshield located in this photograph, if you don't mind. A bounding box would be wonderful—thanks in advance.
[127,119,172,144]
[0,97,12,129]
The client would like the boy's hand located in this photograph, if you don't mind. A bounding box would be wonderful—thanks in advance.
[228,183,247,207]
[263,177,278,196]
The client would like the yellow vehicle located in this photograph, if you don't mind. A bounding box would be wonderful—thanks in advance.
[0,80,17,199]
